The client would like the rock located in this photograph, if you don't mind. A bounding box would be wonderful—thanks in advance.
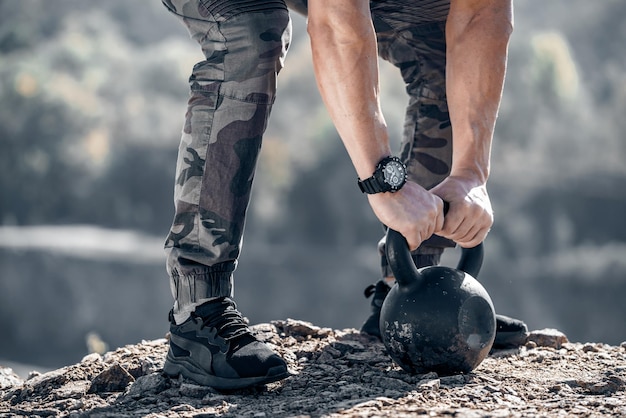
[81,353,103,364]
[527,328,569,349]
[272,318,332,339]
[577,373,626,395]
[417,378,441,391]
[26,368,68,390]
[87,363,135,394]
[125,373,169,399]
[583,343,600,352]
[331,340,365,354]
[344,351,386,365]
[0,368,22,390]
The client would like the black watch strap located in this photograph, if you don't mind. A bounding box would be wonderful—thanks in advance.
[358,176,385,194]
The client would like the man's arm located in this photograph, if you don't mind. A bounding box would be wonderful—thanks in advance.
[307,0,444,250]
[430,0,513,248]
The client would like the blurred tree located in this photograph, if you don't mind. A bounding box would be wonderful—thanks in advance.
[0,69,90,225]
[0,0,65,53]
[86,143,177,233]
[280,135,381,247]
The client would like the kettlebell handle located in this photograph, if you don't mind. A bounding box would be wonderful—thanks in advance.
[385,202,484,287]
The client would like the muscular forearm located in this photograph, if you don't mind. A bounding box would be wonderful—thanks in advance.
[445,0,513,184]
[307,1,445,250]
[308,1,390,180]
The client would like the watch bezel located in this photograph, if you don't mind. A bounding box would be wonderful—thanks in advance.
[377,156,407,192]
[381,159,407,190]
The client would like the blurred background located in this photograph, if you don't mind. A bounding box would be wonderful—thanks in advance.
[1,1,625,376]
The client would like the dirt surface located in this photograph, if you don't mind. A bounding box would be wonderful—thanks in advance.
[2,319,625,417]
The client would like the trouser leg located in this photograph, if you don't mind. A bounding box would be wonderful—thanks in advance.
[162,0,291,322]
[372,6,455,274]
[284,0,307,16]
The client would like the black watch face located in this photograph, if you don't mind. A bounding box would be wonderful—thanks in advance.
[383,160,406,189]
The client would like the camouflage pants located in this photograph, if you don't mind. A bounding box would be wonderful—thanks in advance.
[162,0,453,319]
[162,0,291,321]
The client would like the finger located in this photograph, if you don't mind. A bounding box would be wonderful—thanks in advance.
[457,224,490,248]
[440,206,464,237]
[407,232,423,252]
[426,206,442,242]
[444,203,491,241]
[435,200,446,233]
[442,212,470,241]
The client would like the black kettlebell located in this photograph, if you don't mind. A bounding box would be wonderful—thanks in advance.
[380,227,496,376]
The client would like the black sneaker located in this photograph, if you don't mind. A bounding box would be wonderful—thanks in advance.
[361,279,528,348]
[360,280,391,337]
[492,314,528,349]
[163,297,290,390]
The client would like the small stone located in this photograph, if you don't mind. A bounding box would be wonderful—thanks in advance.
[87,363,134,394]
[0,367,23,389]
[440,375,467,386]
[418,372,439,380]
[582,343,600,353]
[586,381,618,395]
[377,376,415,392]
[27,368,68,391]
[317,350,337,363]
[344,351,386,365]
[141,338,168,346]
[332,340,365,354]
[250,323,279,343]
[525,341,538,349]
[272,318,332,338]
[418,378,440,391]
[27,370,42,380]
[126,373,169,398]
[139,357,162,376]
[81,353,102,364]
[526,329,569,349]
[54,381,91,400]
[171,403,195,412]
[484,384,501,393]
[179,382,216,398]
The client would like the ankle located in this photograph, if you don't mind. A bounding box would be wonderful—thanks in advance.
[382,276,395,287]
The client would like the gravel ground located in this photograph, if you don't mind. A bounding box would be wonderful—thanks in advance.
[1,319,625,417]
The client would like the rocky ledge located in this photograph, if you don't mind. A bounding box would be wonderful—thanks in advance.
[1,320,625,417]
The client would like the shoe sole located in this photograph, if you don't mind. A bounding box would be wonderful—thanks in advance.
[493,330,529,349]
[163,355,291,390]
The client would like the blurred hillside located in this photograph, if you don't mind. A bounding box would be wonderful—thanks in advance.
[0,0,625,371]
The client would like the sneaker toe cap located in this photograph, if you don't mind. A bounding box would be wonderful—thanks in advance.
[230,341,287,378]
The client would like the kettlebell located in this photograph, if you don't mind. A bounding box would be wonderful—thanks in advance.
[380,228,496,376]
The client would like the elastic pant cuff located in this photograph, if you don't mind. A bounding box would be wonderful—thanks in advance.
[170,269,234,324]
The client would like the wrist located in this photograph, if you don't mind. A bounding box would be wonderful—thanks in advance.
[449,166,489,186]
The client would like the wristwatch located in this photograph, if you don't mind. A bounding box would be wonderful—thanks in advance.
[358,156,408,194]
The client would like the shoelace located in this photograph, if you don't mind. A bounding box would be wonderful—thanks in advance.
[364,281,391,299]
[198,298,251,341]
[364,284,376,298]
